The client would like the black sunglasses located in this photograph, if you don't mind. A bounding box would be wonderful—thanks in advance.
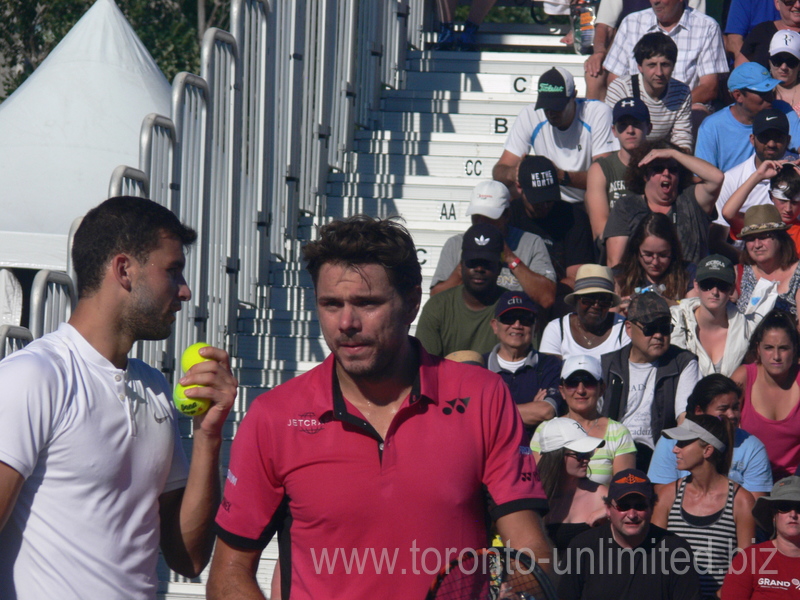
[612,498,650,512]
[563,374,599,389]
[564,450,594,461]
[774,501,800,514]
[647,161,679,175]
[675,439,699,449]
[698,279,732,293]
[498,311,536,327]
[633,320,673,337]
[771,53,800,69]
[579,295,614,309]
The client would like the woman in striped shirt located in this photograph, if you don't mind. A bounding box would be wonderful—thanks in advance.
[653,414,756,599]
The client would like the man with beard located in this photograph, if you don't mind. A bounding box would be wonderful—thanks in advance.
[600,292,700,471]
[0,197,238,599]
[559,469,700,600]
[207,216,551,600]
[416,222,509,356]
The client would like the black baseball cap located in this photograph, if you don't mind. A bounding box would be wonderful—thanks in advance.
[695,254,735,285]
[534,67,575,111]
[613,97,651,125]
[752,108,790,137]
[461,223,504,263]
[518,155,561,204]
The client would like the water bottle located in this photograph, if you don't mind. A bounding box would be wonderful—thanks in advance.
[570,0,599,55]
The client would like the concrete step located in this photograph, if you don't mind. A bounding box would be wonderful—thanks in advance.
[377,110,521,136]
[326,196,471,229]
[354,134,505,158]
[404,70,586,96]
[353,152,501,179]
[327,173,492,200]
[407,50,584,76]
[380,91,532,116]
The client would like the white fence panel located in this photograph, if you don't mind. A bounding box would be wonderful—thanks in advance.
[109,165,149,198]
[29,270,77,339]
[0,325,33,360]
[140,113,179,210]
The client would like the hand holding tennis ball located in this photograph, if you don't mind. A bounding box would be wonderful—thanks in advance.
[174,342,212,416]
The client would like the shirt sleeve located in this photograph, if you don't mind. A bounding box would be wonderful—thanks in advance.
[596,0,623,26]
[588,102,617,158]
[720,547,755,600]
[695,18,729,78]
[670,87,695,152]
[538,317,564,356]
[518,233,557,282]
[648,437,682,484]
[504,105,536,158]
[431,234,462,288]
[0,351,62,479]
[414,297,444,357]
[606,420,637,456]
[724,0,750,35]
[604,77,626,110]
[602,17,632,77]
[674,359,700,416]
[740,435,774,493]
[481,376,549,518]
[215,397,286,549]
[694,118,720,168]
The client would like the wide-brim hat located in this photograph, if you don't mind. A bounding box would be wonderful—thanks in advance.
[753,476,800,534]
[739,204,788,238]
[564,264,622,306]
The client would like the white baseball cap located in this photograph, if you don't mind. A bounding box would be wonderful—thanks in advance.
[538,417,605,454]
[561,355,603,381]
[770,30,800,60]
[466,180,511,220]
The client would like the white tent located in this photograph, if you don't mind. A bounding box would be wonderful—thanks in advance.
[0,0,171,270]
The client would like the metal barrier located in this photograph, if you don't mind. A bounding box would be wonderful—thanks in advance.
[0,325,33,359]
[140,113,178,210]
[109,165,149,198]
[29,270,77,340]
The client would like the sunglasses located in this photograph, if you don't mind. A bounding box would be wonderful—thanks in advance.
[563,374,600,389]
[498,311,536,327]
[779,0,800,7]
[579,295,614,309]
[632,320,673,337]
[698,279,732,293]
[564,450,594,461]
[771,53,800,69]
[774,501,800,513]
[612,498,650,512]
[614,118,646,133]
[647,161,680,175]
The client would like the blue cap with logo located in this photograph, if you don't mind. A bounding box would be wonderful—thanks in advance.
[495,290,539,318]
[613,97,651,125]
[728,62,781,92]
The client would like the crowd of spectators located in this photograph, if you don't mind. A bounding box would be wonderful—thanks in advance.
[411,7,800,595]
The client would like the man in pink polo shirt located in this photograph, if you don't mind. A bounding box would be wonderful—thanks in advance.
[208,216,551,600]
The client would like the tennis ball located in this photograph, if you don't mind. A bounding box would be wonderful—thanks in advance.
[181,342,211,374]
[173,383,211,416]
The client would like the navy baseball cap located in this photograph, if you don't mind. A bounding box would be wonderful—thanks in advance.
[613,97,651,125]
[495,290,539,318]
[608,469,654,502]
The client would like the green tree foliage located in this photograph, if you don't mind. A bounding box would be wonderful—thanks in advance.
[0,0,230,100]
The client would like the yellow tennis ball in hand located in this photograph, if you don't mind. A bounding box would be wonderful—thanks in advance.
[181,342,211,374]
[173,383,211,416]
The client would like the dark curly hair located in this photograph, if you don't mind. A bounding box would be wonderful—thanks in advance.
[302,215,422,300]
[626,140,694,196]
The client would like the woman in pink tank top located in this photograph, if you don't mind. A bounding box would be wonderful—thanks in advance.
[732,310,800,480]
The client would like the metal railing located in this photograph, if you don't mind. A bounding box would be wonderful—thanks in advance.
[0,325,33,359]
[29,270,77,340]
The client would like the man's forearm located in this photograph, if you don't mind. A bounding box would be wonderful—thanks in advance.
[512,264,556,309]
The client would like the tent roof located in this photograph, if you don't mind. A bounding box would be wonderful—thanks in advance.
[0,0,171,270]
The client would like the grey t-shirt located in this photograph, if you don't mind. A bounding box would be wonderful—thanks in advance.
[603,185,713,265]
[431,226,556,290]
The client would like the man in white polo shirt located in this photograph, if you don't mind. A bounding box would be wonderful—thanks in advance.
[493,67,617,205]
[0,196,238,599]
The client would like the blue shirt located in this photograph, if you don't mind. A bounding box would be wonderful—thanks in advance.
[648,427,773,492]
[695,102,800,172]
[725,0,779,36]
